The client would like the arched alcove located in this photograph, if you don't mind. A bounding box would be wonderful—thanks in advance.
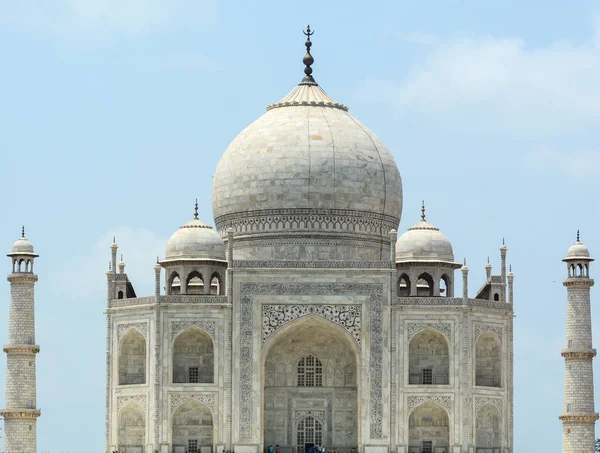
[119,329,146,385]
[296,416,323,453]
[475,404,502,452]
[440,274,451,297]
[187,271,205,295]
[417,273,434,297]
[118,403,145,452]
[169,273,181,295]
[172,400,213,453]
[262,316,359,451]
[408,402,449,453]
[398,274,411,297]
[210,272,222,295]
[475,333,501,388]
[173,328,214,383]
[409,329,449,385]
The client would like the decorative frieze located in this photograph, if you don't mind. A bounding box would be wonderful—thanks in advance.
[394,297,511,310]
[170,393,216,412]
[474,323,503,342]
[163,295,229,305]
[407,323,451,341]
[235,260,390,269]
[474,397,503,415]
[294,410,325,423]
[262,304,361,344]
[171,320,216,339]
[117,322,148,340]
[117,395,147,413]
[406,395,452,413]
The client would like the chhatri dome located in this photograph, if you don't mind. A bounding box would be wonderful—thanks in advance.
[9,227,36,256]
[565,230,591,259]
[396,203,455,264]
[165,201,226,262]
[212,26,403,261]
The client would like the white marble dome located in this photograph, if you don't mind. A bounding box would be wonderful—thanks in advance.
[211,72,402,261]
[10,235,35,255]
[396,219,455,263]
[165,218,226,262]
[566,241,591,259]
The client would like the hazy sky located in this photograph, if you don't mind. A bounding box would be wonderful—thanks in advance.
[1,1,600,451]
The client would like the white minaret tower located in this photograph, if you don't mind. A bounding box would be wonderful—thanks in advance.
[0,228,41,453]
[560,231,598,452]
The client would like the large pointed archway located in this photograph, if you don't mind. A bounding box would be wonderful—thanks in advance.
[261,316,360,453]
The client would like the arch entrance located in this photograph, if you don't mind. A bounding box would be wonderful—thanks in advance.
[408,402,449,453]
[172,400,213,453]
[262,317,359,453]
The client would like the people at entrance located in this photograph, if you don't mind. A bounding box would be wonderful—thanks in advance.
[308,446,314,453]
[269,445,275,453]
[275,445,280,453]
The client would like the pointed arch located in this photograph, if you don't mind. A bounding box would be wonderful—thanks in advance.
[475,403,502,451]
[440,273,451,297]
[186,270,204,295]
[475,332,501,388]
[210,271,223,295]
[119,329,146,385]
[297,355,323,387]
[417,272,434,297]
[173,327,214,383]
[577,263,583,277]
[296,416,323,453]
[172,399,213,452]
[408,401,449,452]
[168,271,181,295]
[118,401,146,452]
[398,273,411,297]
[409,328,449,385]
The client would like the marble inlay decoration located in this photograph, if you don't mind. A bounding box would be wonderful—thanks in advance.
[294,410,325,424]
[407,322,451,341]
[406,395,452,413]
[170,393,216,412]
[117,322,148,340]
[474,323,503,342]
[474,397,503,415]
[171,320,216,339]
[117,395,147,413]
[262,304,361,344]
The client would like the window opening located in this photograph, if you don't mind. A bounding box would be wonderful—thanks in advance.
[297,355,323,387]
[422,441,433,453]
[567,403,572,412]
[422,368,433,385]
[296,417,322,453]
[188,367,199,383]
[188,439,198,453]
[568,340,573,348]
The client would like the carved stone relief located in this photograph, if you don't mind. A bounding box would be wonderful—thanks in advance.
[170,393,216,413]
[262,304,361,344]
[474,397,503,415]
[117,322,148,340]
[294,410,325,424]
[117,395,147,413]
[406,395,452,413]
[474,324,503,342]
[171,320,216,339]
[407,322,451,341]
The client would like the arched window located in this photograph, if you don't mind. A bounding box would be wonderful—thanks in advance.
[409,329,449,385]
[169,273,181,295]
[417,273,434,297]
[476,333,501,387]
[172,400,213,452]
[577,264,583,277]
[297,355,323,387]
[476,404,501,451]
[118,291,124,299]
[570,264,575,277]
[25,260,31,272]
[119,329,146,385]
[210,272,221,295]
[398,274,411,297]
[118,403,145,452]
[440,274,451,297]
[296,417,323,453]
[408,402,449,452]
[19,259,24,272]
[187,271,204,294]
[493,293,500,301]
[173,328,214,383]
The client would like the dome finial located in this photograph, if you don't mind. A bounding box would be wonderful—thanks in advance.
[21,226,25,238]
[421,201,426,222]
[194,199,199,220]
[300,25,317,85]
[577,230,580,242]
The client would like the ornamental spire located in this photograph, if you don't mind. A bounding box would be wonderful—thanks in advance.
[421,201,426,222]
[301,25,317,85]
[577,229,580,242]
[194,199,199,220]
[21,226,25,238]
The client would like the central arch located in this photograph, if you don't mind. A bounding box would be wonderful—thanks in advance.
[261,315,360,453]
[408,402,449,453]
[172,400,214,453]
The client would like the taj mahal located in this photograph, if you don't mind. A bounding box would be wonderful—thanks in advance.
[1,27,598,453]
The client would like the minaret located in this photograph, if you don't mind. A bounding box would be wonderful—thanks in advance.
[560,231,598,452]
[0,228,41,453]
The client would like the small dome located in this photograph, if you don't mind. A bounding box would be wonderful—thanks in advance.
[165,218,226,262]
[566,241,590,259]
[10,235,35,255]
[396,220,455,263]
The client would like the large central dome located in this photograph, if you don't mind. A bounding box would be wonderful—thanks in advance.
[212,32,402,261]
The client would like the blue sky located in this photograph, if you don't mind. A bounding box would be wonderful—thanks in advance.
[1,0,600,451]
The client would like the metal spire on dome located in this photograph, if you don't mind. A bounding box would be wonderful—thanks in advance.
[421,201,426,222]
[577,230,580,242]
[21,226,25,238]
[300,25,317,85]
[194,199,199,220]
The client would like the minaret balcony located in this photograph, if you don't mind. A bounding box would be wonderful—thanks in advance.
[3,344,40,354]
[0,408,41,419]
[559,412,599,422]
[560,348,596,359]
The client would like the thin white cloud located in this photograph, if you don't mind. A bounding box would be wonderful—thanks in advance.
[0,0,215,37]
[355,26,600,132]
[524,148,600,178]
[53,226,167,299]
